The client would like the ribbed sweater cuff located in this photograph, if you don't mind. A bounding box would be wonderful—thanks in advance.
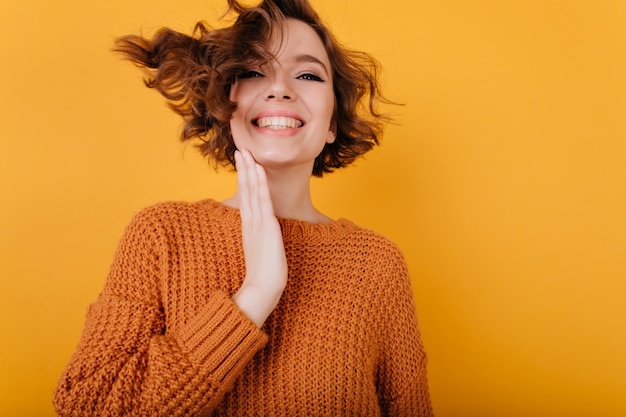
[177,290,268,383]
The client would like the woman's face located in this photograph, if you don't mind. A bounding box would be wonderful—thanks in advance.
[229,18,335,173]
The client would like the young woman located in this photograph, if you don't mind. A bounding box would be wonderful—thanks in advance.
[54,0,433,415]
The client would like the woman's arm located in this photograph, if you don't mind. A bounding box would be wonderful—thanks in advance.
[53,206,268,417]
[376,246,434,417]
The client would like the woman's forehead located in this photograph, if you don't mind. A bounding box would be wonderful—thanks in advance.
[265,19,330,65]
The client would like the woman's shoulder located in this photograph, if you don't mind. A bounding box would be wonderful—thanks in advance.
[342,220,401,247]
[112,200,238,246]
[339,220,407,262]
[130,199,237,226]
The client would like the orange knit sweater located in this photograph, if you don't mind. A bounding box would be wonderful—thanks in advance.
[54,199,433,416]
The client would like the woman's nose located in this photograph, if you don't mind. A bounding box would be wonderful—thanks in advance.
[266,92,292,100]
[265,75,295,101]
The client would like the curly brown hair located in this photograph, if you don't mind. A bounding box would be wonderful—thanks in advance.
[114,0,391,177]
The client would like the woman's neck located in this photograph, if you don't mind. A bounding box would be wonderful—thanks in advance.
[223,165,333,224]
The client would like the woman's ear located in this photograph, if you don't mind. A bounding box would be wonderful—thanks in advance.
[326,120,337,144]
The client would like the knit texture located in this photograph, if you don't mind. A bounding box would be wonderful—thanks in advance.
[54,199,433,416]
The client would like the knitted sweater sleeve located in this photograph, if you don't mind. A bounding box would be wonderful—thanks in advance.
[376,244,434,417]
[53,207,268,417]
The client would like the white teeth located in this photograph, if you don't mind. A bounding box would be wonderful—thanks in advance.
[256,116,303,129]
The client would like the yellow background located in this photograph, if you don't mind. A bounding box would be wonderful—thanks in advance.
[1,0,625,416]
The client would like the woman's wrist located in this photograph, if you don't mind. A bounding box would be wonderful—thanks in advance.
[232,283,284,328]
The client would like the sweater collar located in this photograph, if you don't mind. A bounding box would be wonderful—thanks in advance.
[202,199,357,245]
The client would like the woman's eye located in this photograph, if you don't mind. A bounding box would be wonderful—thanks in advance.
[298,73,324,82]
[238,70,264,79]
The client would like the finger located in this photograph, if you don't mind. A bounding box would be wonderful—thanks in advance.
[235,150,252,220]
[241,149,262,222]
[254,163,274,219]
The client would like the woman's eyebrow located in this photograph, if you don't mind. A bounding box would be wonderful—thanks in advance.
[294,54,329,75]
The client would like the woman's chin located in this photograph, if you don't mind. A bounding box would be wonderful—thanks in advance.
[254,155,314,175]
[248,149,293,166]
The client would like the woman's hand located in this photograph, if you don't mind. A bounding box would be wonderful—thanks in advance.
[231,149,288,328]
